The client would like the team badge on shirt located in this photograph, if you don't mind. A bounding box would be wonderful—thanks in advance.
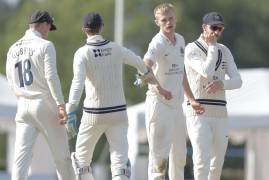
[180,47,184,55]
[188,50,201,60]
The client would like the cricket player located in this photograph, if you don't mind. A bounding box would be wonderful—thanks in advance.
[144,3,204,180]
[184,12,242,180]
[5,10,75,180]
[66,12,161,180]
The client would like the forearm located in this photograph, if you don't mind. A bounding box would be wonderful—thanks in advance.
[185,45,218,79]
[143,59,160,86]
[46,77,65,105]
[222,76,242,90]
[44,44,64,105]
[123,47,148,74]
[68,77,84,106]
[203,46,219,77]
[224,58,243,90]
[183,73,195,102]
[68,52,86,106]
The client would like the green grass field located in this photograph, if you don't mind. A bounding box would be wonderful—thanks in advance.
[0,133,7,170]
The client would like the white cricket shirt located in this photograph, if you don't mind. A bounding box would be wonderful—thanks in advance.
[184,36,242,117]
[68,35,148,112]
[144,32,185,107]
[6,29,64,105]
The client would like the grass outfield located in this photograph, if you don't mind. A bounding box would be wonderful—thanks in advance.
[0,133,7,170]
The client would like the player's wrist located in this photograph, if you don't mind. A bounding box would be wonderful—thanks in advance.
[66,103,78,113]
[188,98,196,103]
[217,80,224,89]
[154,84,162,93]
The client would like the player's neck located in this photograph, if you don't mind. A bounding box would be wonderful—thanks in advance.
[162,31,176,45]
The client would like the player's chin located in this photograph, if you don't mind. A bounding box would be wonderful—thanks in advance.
[166,27,175,33]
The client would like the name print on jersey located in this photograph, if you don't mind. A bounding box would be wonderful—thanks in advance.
[11,47,35,58]
[92,47,112,58]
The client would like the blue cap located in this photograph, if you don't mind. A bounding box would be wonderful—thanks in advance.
[202,12,224,26]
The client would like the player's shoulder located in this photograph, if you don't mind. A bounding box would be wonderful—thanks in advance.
[8,41,19,51]
[33,37,55,50]
[106,40,121,49]
[75,40,111,56]
[175,33,185,42]
[151,33,165,43]
[217,43,229,50]
[217,43,231,54]
[148,33,166,49]
[185,40,199,51]
[75,45,88,56]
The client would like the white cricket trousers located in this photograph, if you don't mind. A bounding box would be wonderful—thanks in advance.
[186,116,228,180]
[145,96,187,180]
[74,111,129,180]
[12,97,75,180]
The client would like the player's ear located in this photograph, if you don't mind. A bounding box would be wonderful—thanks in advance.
[202,24,206,31]
[82,27,87,34]
[155,19,159,26]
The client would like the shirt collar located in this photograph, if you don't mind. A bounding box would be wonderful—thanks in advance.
[25,29,42,38]
[86,35,105,43]
[159,31,177,46]
[197,34,217,48]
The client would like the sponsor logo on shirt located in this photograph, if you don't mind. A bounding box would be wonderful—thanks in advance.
[213,75,219,80]
[180,47,184,55]
[165,63,183,75]
[92,48,112,57]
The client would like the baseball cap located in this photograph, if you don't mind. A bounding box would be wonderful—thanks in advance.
[83,12,103,29]
[202,12,224,26]
[28,10,56,31]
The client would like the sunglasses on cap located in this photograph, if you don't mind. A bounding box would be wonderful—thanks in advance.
[210,25,224,32]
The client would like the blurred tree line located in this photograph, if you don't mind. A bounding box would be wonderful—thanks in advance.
[1,0,269,105]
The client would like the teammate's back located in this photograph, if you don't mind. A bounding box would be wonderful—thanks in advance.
[71,39,146,108]
[6,29,64,104]
[6,10,74,180]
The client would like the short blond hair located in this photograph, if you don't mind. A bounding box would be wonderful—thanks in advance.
[154,3,175,18]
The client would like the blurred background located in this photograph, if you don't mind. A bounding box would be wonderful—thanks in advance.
[0,0,269,179]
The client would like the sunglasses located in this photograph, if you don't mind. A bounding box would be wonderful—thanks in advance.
[210,25,224,32]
